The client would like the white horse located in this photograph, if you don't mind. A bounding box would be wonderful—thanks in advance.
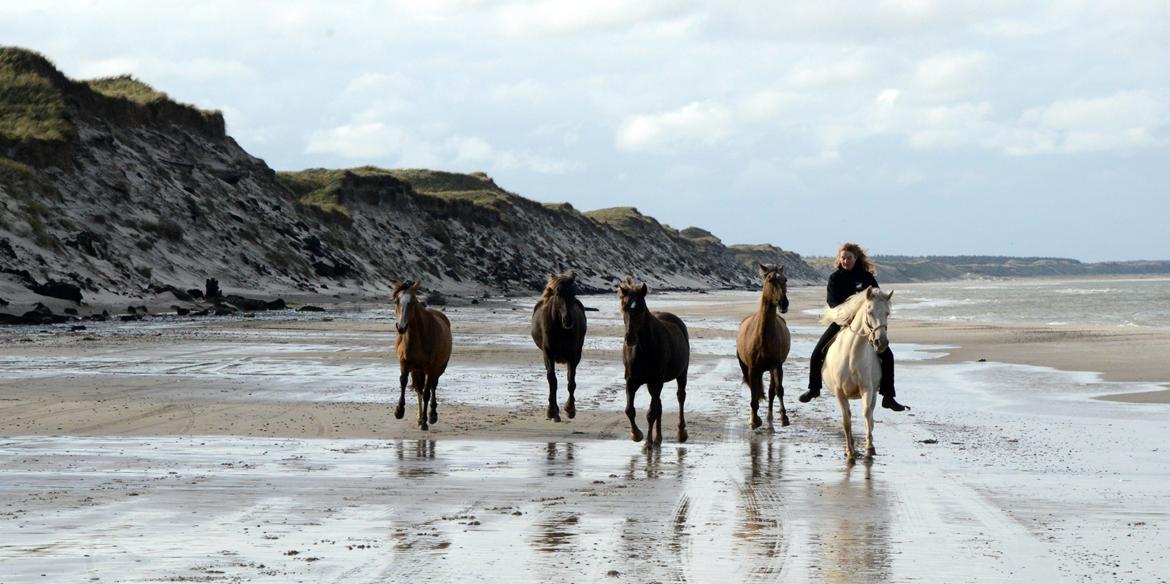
[820,286,893,460]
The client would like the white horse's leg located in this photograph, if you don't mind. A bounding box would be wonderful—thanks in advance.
[836,389,855,459]
[863,386,877,458]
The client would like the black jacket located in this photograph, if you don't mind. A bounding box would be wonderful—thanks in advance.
[826,267,879,308]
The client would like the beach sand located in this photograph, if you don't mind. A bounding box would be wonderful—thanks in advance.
[1,288,1168,582]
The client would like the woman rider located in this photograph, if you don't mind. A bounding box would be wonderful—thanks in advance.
[798,242,909,411]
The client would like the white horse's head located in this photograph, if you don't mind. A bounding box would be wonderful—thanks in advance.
[860,287,893,353]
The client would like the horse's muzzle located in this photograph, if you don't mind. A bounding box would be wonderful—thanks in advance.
[396,323,408,334]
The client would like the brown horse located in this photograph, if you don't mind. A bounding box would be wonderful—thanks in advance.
[618,277,690,446]
[531,271,588,422]
[392,281,452,431]
[736,263,792,430]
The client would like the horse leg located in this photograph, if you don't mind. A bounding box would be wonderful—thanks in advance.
[427,374,439,426]
[544,355,560,422]
[395,364,408,420]
[864,387,877,459]
[772,365,789,427]
[625,380,643,442]
[836,390,855,459]
[565,359,578,419]
[412,369,428,431]
[749,368,764,430]
[676,372,688,443]
[646,382,664,446]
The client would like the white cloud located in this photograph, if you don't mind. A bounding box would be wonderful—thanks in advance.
[784,54,870,89]
[616,101,733,152]
[305,121,412,159]
[493,0,687,37]
[447,135,581,174]
[344,72,415,95]
[490,79,551,103]
[911,51,990,102]
[1009,91,1169,155]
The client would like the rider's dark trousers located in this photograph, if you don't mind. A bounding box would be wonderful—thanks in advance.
[807,323,895,397]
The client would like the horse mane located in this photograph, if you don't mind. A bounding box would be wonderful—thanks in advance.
[540,270,578,300]
[819,287,883,326]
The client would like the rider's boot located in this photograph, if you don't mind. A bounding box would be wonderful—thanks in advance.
[881,395,909,412]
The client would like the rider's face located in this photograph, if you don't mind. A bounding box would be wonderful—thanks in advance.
[839,250,857,270]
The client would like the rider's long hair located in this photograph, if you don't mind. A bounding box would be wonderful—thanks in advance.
[835,242,876,275]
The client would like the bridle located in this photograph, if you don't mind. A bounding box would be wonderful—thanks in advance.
[849,308,887,350]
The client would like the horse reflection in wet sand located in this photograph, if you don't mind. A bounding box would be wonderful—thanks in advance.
[736,263,792,430]
[392,280,452,431]
[821,287,893,459]
[618,277,690,446]
[531,271,587,422]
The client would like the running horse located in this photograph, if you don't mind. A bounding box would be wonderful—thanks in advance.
[618,277,690,446]
[735,263,792,430]
[391,280,452,431]
[820,287,893,459]
[531,270,588,422]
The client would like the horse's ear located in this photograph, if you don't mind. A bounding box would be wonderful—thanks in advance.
[886,290,894,301]
[777,265,785,274]
[758,262,768,275]
[866,286,876,299]
[639,283,648,296]
[410,281,421,292]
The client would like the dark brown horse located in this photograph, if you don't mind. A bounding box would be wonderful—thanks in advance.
[736,263,792,430]
[531,271,588,422]
[618,277,690,445]
[392,281,452,431]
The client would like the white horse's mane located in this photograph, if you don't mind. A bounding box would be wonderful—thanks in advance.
[819,287,888,326]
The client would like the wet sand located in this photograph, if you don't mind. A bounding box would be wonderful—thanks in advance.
[1,290,1168,582]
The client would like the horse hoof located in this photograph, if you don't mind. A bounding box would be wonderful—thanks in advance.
[547,406,560,421]
[750,417,762,430]
[565,403,576,419]
[419,423,429,432]
[428,412,437,425]
[631,430,644,442]
[678,429,688,443]
[780,415,790,427]
[394,407,405,420]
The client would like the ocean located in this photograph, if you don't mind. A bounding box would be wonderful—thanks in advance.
[877,276,1170,329]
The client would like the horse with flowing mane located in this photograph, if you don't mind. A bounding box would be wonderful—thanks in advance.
[391,280,452,431]
[735,263,792,430]
[531,270,588,422]
[820,286,893,459]
[618,277,690,446]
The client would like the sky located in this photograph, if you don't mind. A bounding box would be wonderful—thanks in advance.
[3,1,1169,261]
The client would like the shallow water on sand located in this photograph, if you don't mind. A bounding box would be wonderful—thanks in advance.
[1,290,1169,582]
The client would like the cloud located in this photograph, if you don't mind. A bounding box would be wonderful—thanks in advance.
[493,0,688,37]
[344,72,415,96]
[1009,91,1169,155]
[911,51,990,102]
[616,101,733,152]
[305,121,414,159]
[490,79,551,103]
[784,54,870,89]
[448,135,582,174]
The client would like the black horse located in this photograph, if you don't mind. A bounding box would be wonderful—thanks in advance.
[618,277,690,445]
[531,271,588,422]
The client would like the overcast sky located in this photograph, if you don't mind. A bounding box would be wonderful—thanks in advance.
[4,1,1169,261]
